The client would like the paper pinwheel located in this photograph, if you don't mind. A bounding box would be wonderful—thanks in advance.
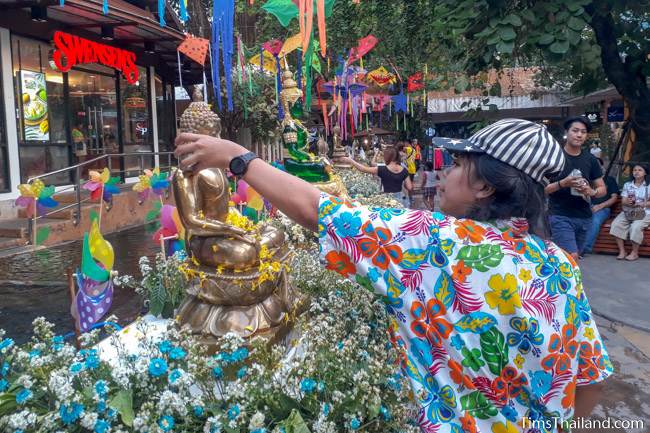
[153,204,186,257]
[75,216,114,332]
[133,168,170,202]
[83,168,121,202]
[16,179,58,217]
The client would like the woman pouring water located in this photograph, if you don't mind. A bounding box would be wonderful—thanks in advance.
[175,119,612,432]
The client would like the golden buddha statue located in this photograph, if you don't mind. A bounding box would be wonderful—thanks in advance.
[173,86,302,347]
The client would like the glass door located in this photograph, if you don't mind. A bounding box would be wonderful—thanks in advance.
[68,68,118,176]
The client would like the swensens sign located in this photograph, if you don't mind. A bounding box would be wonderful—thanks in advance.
[52,31,139,84]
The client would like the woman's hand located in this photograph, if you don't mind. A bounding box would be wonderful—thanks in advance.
[175,133,247,172]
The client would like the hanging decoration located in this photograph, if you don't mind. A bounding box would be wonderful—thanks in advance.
[157,0,166,26]
[102,0,108,15]
[177,35,210,66]
[391,88,407,113]
[249,50,277,74]
[83,168,121,203]
[348,34,378,67]
[179,0,188,22]
[153,204,185,257]
[16,180,58,218]
[407,71,424,93]
[262,39,285,119]
[366,66,397,87]
[211,0,235,111]
[74,215,114,333]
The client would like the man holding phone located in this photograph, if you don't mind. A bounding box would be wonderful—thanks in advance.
[545,116,606,260]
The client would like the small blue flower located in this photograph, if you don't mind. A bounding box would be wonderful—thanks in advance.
[158,340,173,354]
[14,430,24,433]
[0,379,8,392]
[212,366,223,379]
[300,378,317,393]
[69,362,83,374]
[94,419,110,433]
[94,380,108,398]
[251,429,266,433]
[317,381,326,392]
[82,349,100,370]
[106,409,117,420]
[149,358,168,377]
[15,388,32,404]
[227,404,240,420]
[169,347,187,360]
[0,338,14,351]
[450,334,465,350]
[169,369,182,383]
[214,352,228,363]
[501,405,517,422]
[158,415,175,432]
[28,349,41,359]
[237,366,247,379]
[59,402,84,425]
[322,403,331,416]
[380,406,391,421]
[350,418,361,430]
[96,401,107,413]
[1,361,9,376]
[337,341,344,350]
[193,405,204,417]
[232,347,249,362]
[367,267,381,282]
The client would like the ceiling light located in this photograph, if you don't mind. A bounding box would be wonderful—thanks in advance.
[31,5,47,22]
[101,25,114,41]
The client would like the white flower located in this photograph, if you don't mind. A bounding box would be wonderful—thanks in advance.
[249,411,265,429]
[81,411,99,429]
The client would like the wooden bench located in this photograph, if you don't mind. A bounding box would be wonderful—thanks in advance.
[593,202,650,256]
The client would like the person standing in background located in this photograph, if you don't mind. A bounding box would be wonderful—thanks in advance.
[582,158,620,255]
[545,116,606,260]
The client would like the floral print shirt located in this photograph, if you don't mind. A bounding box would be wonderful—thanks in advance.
[317,194,613,433]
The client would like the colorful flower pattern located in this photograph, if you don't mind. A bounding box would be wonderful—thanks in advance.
[318,194,613,432]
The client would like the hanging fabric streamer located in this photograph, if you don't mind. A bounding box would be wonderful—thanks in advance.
[316,0,327,56]
[296,50,302,94]
[158,0,165,26]
[60,0,65,6]
[276,56,284,120]
[179,0,188,22]
[177,50,183,88]
[203,70,208,103]
[211,0,235,111]
[103,0,108,14]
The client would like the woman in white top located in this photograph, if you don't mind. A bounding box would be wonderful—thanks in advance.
[609,164,650,261]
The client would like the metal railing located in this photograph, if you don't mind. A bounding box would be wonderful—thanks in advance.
[25,151,176,244]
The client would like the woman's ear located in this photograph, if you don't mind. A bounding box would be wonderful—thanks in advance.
[475,182,496,200]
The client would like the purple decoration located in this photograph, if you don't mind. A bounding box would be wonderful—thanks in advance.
[296,51,302,91]
[276,56,284,120]
[211,0,235,111]
[75,273,113,333]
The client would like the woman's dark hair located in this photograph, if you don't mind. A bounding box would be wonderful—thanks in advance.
[384,146,401,164]
[462,153,550,238]
[628,163,649,184]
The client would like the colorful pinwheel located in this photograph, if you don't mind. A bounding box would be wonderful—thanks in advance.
[74,216,114,332]
[153,204,185,257]
[83,168,121,203]
[15,179,58,217]
[132,168,170,202]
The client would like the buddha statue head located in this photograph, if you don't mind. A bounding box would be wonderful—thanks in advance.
[179,85,221,137]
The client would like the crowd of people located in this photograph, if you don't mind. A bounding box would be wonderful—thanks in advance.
[343,116,649,262]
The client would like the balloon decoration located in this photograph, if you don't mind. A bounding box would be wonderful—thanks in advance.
[75,215,114,333]
[153,204,185,257]
[231,179,266,223]
[16,180,58,218]
[83,168,121,203]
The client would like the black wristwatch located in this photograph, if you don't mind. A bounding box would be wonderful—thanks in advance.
[229,151,258,176]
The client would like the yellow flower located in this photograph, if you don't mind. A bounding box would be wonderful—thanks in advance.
[514,354,525,369]
[485,273,521,315]
[518,268,532,284]
[584,327,595,340]
[492,421,518,433]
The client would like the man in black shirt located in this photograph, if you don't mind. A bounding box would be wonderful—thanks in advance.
[545,117,606,260]
[582,158,620,254]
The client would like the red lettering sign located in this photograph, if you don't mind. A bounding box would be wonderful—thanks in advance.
[52,31,139,84]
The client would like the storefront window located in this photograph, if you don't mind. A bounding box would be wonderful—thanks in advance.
[155,76,176,153]
[121,66,152,176]
[12,35,69,183]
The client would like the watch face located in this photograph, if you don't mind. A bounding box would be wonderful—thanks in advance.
[231,157,246,175]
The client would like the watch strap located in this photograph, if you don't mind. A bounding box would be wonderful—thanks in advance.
[230,151,258,176]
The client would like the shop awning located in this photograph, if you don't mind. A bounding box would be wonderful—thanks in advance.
[0,0,202,84]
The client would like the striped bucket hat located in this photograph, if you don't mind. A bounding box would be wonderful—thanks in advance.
[432,118,565,184]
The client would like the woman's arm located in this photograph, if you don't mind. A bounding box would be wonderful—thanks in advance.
[574,383,604,418]
[175,133,320,231]
[343,156,378,175]
[404,175,413,192]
